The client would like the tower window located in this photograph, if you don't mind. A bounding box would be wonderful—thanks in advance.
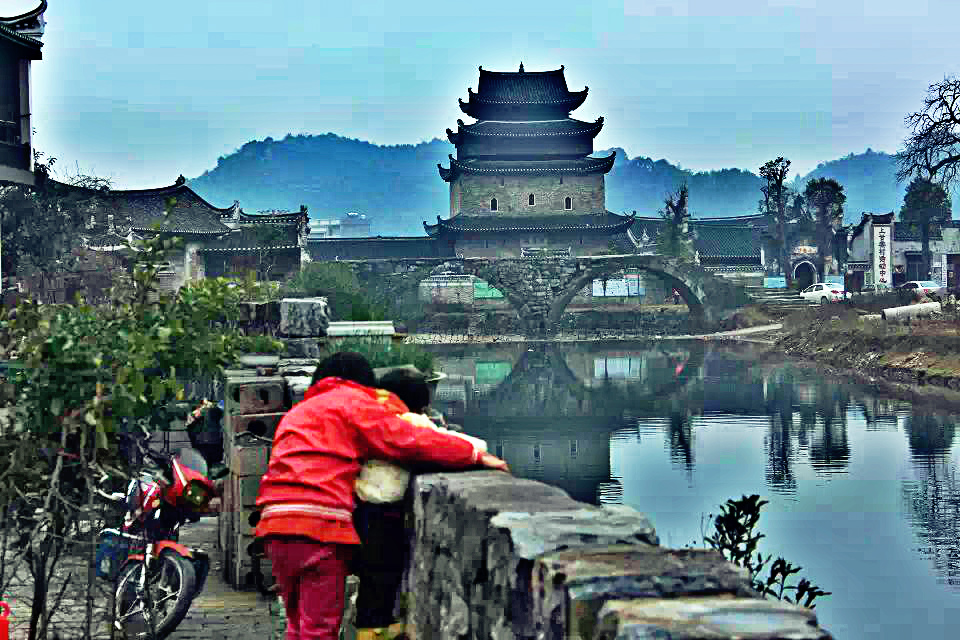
[565,197,573,210]
[490,197,498,211]
[528,193,535,206]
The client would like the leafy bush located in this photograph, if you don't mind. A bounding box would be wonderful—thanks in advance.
[329,339,435,374]
[703,494,831,609]
[282,262,388,321]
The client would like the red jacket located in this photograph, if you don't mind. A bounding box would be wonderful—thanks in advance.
[254,377,482,544]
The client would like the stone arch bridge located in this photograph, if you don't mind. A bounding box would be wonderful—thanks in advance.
[338,255,751,336]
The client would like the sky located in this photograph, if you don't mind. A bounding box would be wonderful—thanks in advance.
[9,0,960,189]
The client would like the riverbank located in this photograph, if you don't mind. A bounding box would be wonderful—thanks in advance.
[764,301,960,411]
[406,323,783,345]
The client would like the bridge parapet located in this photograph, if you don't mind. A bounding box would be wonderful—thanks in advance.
[402,471,834,640]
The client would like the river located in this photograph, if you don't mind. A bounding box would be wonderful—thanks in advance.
[424,340,960,639]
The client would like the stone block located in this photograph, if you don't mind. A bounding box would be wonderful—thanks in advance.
[224,376,287,415]
[531,544,757,640]
[229,442,272,476]
[593,596,833,640]
[280,297,330,337]
[403,472,660,640]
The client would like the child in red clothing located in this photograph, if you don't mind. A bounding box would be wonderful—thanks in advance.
[256,352,508,640]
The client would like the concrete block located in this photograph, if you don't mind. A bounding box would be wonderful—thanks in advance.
[232,473,263,508]
[531,544,757,640]
[225,376,287,415]
[229,442,272,476]
[230,412,285,438]
[593,596,833,639]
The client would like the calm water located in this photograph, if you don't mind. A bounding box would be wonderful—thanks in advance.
[425,341,960,640]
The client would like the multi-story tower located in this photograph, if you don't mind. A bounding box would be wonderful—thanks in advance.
[428,64,634,257]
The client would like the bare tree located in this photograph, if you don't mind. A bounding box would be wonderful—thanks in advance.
[896,76,960,188]
[759,158,793,287]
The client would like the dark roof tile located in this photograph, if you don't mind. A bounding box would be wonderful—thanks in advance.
[425,212,634,234]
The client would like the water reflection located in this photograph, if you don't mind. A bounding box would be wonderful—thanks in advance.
[425,340,960,632]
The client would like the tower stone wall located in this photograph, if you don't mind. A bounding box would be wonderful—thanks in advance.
[452,174,605,216]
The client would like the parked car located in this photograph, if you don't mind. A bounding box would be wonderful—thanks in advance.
[897,280,945,301]
[856,284,892,296]
[799,283,845,303]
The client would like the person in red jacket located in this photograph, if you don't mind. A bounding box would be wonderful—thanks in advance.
[255,352,509,640]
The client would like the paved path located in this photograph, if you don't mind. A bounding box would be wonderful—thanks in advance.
[168,516,278,640]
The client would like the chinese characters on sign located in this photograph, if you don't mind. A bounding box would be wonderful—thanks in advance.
[873,224,891,285]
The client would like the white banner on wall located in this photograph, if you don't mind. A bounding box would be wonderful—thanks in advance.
[872,224,892,286]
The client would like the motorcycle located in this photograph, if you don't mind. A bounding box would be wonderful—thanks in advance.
[95,426,228,639]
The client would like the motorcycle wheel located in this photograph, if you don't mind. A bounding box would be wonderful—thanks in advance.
[114,549,197,639]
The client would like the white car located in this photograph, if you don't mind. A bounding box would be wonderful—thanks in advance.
[800,283,845,304]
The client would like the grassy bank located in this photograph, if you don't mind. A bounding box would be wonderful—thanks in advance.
[768,297,960,409]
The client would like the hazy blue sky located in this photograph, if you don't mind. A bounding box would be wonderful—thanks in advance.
[11,0,960,189]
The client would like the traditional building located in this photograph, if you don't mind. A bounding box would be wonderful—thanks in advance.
[201,206,310,281]
[628,216,766,284]
[49,176,308,292]
[0,0,46,186]
[429,64,633,256]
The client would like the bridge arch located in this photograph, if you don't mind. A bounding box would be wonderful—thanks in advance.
[545,256,719,332]
[333,255,749,337]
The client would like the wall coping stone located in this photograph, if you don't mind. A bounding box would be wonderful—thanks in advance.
[489,506,659,559]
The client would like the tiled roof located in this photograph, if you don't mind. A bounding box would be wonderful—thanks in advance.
[692,224,761,258]
[236,209,308,225]
[458,64,589,119]
[447,118,604,145]
[474,65,578,103]
[438,153,615,181]
[0,0,44,55]
[619,217,762,259]
[109,183,234,235]
[424,212,634,234]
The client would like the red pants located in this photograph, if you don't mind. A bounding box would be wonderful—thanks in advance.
[267,539,353,640]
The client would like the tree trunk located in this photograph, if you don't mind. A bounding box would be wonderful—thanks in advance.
[779,218,792,287]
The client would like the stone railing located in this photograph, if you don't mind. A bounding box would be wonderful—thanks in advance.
[218,356,834,639]
[399,471,834,639]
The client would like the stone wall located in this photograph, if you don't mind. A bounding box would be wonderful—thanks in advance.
[454,233,611,258]
[400,471,834,639]
[453,173,605,216]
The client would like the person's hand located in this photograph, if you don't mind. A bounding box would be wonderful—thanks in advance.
[478,451,510,473]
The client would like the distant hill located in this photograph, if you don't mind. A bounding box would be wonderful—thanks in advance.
[793,149,906,222]
[189,134,954,235]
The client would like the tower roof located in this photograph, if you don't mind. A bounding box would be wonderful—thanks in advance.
[459,64,588,120]
[446,117,604,145]
[438,152,616,182]
[423,211,635,235]
[0,0,45,55]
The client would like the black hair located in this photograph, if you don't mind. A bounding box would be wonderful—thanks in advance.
[378,368,430,414]
[312,351,376,388]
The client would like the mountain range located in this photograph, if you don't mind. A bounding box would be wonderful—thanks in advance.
[188,134,954,236]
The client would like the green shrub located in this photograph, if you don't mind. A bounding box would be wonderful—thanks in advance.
[282,263,388,321]
[327,339,435,374]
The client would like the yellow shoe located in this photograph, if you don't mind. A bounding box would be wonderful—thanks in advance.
[355,625,409,640]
